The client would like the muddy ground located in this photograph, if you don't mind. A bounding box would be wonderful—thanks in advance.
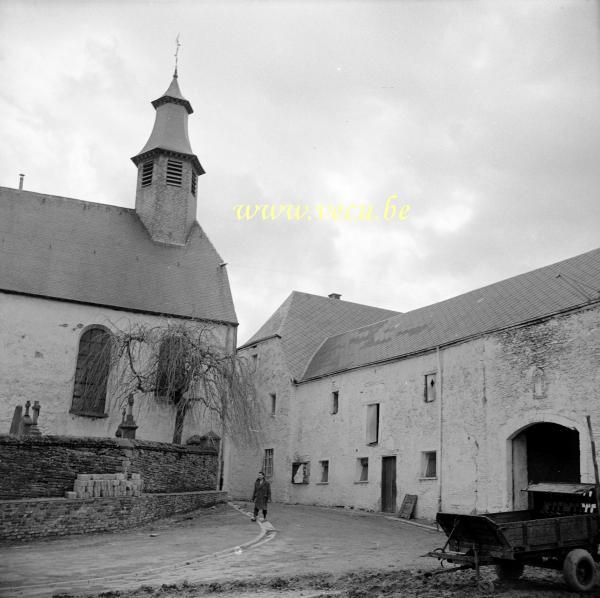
[54,566,598,598]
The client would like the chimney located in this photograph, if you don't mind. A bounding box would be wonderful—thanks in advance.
[328,293,342,300]
[18,174,25,190]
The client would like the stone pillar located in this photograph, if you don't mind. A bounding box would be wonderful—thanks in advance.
[28,401,42,437]
[9,405,23,436]
[21,401,33,436]
[120,394,139,439]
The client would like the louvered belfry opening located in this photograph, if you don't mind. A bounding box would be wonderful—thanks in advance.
[166,158,183,186]
[191,171,197,196]
[141,160,154,187]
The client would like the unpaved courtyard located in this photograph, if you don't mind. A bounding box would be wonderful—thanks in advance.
[4,503,597,597]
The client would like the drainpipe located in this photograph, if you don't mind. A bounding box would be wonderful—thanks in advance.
[437,346,443,513]
[218,324,238,493]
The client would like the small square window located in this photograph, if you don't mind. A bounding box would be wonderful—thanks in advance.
[270,393,276,416]
[319,460,329,483]
[422,451,437,478]
[357,457,369,482]
[292,462,310,484]
[331,391,339,414]
[424,373,436,403]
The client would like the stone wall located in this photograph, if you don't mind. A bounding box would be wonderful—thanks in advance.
[0,490,226,543]
[0,435,218,499]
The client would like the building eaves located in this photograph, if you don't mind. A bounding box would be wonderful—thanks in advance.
[300,247,600,381]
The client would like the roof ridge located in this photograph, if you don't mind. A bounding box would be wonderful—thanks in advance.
[0,186,135,213]
[288,289,398,312]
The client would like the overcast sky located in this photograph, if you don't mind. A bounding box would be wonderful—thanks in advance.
[1,0,599,344]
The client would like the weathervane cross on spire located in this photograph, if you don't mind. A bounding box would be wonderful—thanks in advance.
[174,34,181,77]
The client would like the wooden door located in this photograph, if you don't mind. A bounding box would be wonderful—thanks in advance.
[381,456,397,513]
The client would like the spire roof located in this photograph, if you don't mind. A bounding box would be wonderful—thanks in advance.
[151,73,193,114]
[132,73,203,175]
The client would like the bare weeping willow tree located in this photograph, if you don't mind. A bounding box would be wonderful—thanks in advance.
[77,322,261,456]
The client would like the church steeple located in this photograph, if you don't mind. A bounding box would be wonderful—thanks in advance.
[131,71,204,246]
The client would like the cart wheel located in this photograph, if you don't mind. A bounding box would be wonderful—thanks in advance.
[495,560,524,580]
[563,549,597,592]
[477,580,494,593]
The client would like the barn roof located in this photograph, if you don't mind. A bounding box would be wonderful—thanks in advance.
[240,291,398,380]
[301,247,600,381]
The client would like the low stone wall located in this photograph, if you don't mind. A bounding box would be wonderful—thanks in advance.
[0,435,218,499]
[0,490,227,543]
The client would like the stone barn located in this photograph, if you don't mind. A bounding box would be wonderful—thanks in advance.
[232,248,600,520]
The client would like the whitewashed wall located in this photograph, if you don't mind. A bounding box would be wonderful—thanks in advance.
[284,305,600,519]
[0,292,230,443]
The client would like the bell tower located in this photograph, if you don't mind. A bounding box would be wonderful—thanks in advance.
[131,70,204,245]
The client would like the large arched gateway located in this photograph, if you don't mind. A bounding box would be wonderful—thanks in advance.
[511,422,580,509]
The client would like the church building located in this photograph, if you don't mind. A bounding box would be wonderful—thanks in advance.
[0,71,237,443]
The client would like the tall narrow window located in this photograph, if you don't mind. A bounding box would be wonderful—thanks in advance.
[71,326,111,417]
[357,457,369,482]
[141,160,154,187]
[263,448,274,479]
[155,335,187,400]
[319,460,329,483]
[331,390,339,414]
[424,373,436,403]
[366,403,380,445]
[166,159,183,186]
[191,171,197,196]
[270,393,276,416]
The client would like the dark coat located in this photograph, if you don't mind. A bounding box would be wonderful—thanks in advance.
[252,478,271,510]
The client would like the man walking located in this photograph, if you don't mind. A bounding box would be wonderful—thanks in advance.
[251,471,271,521]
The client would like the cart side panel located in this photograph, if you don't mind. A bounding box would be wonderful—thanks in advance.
[498,515,598,552]
[437,513,511,554]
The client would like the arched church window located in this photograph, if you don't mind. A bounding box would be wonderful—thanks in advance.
[155,335,187,400]
[70,326,111,417]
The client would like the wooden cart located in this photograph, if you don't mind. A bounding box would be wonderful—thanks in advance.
[425,483,600,592]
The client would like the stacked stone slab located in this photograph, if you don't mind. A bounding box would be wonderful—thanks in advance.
[69,472,143,499]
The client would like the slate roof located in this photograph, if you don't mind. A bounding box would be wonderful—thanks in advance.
[239,291,398,380]
[0,187,237,324]
[132,75,203,175]
[302,248,600,381]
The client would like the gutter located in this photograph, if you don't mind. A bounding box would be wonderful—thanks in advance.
[0,289,239,327]
[437,346,443,514]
